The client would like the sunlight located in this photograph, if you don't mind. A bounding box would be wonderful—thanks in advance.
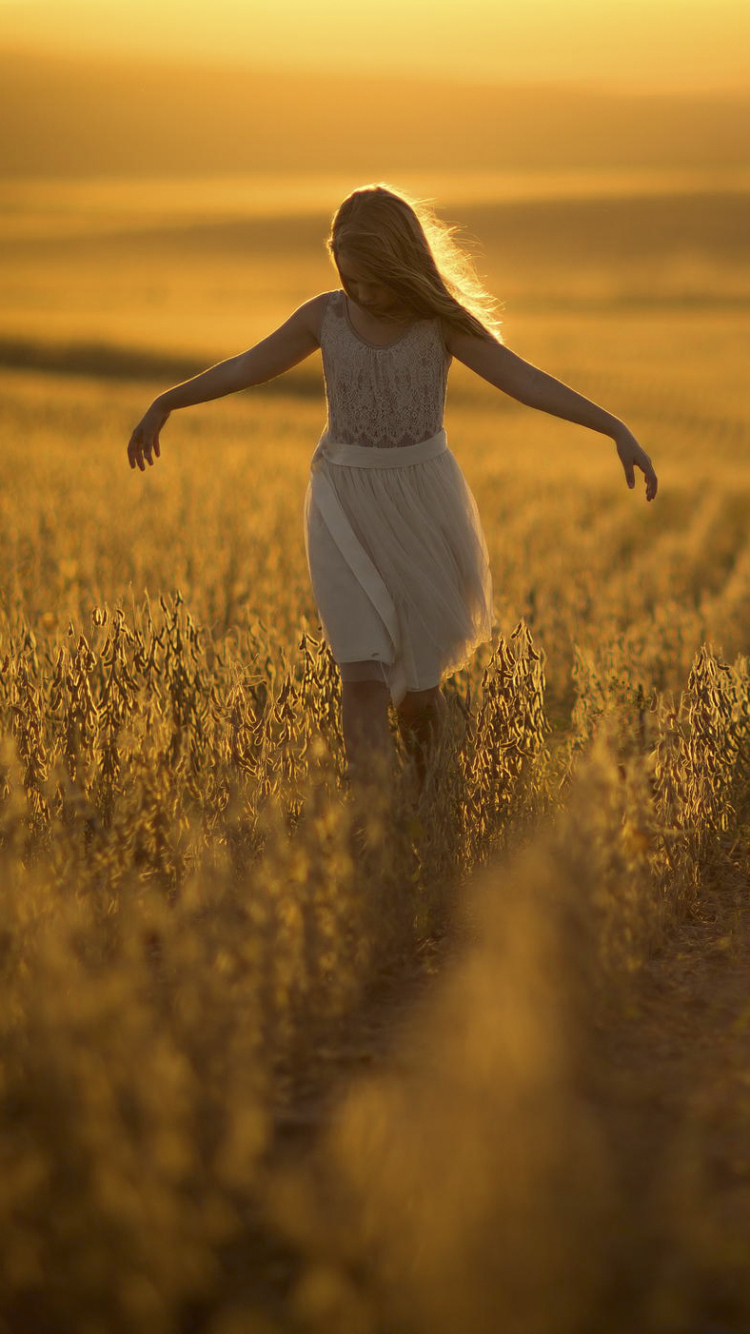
[2,0,749,91]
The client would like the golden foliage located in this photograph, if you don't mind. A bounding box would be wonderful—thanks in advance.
[1,267,750,1326]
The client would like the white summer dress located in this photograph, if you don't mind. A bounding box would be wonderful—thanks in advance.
[304,289,494,705]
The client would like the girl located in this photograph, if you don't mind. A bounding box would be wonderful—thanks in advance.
[127,183,657,786]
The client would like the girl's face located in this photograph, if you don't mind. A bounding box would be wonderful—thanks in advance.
[335,249,410,321]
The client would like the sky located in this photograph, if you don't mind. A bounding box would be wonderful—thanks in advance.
[1,0,749,92]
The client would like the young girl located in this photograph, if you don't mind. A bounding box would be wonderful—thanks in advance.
[127,183,657,785]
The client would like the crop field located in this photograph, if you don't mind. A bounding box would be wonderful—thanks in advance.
[2,176,750,1333]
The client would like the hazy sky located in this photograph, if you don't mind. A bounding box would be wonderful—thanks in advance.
[2,0,749,91]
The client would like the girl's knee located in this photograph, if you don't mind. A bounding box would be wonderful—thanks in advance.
[397,685,444,723]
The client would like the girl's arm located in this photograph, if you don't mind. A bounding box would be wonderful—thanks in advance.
[128,295,326,471]
[445,325,658,501]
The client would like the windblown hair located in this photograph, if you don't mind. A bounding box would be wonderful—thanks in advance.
[327,183,504,342]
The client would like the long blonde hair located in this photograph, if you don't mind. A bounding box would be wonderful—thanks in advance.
[327,183,504,342]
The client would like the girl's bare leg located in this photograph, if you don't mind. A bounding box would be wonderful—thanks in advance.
[396,685,448,789]
[340,679,393,789]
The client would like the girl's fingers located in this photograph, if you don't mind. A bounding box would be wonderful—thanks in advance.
[128,428,159,471]
[638,453,658,502]
[638,451,656,498]
[617,437,658,501]
[129,440,145,471]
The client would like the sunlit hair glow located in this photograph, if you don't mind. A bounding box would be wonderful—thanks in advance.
[327,183,504,342]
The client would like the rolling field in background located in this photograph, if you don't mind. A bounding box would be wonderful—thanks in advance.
[2,167,750,1331]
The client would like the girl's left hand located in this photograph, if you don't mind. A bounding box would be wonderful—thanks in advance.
[614,427,658,501]
[128,402,170,472]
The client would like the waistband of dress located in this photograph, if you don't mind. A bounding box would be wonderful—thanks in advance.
[311,429,447,471]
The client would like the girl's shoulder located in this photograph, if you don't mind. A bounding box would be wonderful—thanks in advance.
[304,290,343,344]
[439,316,467,359]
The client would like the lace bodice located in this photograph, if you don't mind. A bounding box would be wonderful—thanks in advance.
[319,289,452,449]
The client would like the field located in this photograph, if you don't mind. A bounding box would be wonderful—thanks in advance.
[2,173,750,1333]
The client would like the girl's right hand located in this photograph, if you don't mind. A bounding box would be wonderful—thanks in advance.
[614,425,658,502]
[128,402,170,471]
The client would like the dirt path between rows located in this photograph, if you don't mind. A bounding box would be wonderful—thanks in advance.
[179,940,448,1333]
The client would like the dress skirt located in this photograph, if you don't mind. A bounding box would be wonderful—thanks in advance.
[303,429,494,706]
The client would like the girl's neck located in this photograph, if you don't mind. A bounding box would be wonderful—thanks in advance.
[343,292,416,342]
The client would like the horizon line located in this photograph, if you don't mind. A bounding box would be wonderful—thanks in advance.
[1,43,748,101]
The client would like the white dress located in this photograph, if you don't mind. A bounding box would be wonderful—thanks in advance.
[304,289,494,705]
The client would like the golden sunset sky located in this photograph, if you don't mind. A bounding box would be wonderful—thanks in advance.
[1,0,748,92]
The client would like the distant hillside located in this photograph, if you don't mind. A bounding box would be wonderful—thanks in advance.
[1,50,749,177]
